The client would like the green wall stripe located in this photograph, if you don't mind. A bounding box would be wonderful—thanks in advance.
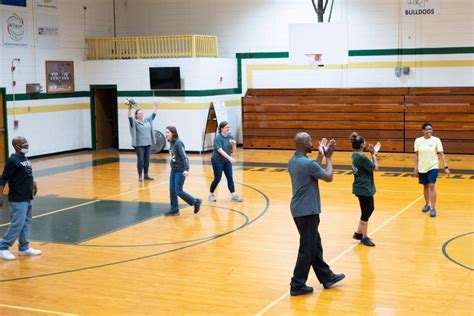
[117,88,240,97]
[1,46,471,102]
[349,46,474,56]
[5,91,89,101]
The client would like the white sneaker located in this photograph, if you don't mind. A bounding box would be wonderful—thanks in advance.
[231,194,243,202]
[18,248,42,256]
[208,193,216,202]
[0,250,16,261]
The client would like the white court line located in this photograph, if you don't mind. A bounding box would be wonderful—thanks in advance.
[0,181,167,228]
[256,194,424,316]
[0,303,76,315]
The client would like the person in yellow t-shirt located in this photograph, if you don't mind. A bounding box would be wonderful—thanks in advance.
[414,122,450,218]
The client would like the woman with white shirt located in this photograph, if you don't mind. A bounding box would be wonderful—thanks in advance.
[414,122,450,217]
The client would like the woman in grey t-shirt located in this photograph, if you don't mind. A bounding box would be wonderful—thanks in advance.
[128,101,158,181]
[208,121,242,202]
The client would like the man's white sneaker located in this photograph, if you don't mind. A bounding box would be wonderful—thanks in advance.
[18,248,42,256]
[208,193,217,202]
[231,194,243,202]
[0,250,16,261]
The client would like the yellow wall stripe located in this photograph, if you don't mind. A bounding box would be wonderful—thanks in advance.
[246,59,474,88]
[7,103,90,115]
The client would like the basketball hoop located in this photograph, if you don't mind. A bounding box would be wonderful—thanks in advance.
[304,53,324,68]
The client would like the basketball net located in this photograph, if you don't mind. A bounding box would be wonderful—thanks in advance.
[304,53,324,69]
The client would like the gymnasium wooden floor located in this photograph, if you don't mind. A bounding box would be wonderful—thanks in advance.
[0,148,472,315]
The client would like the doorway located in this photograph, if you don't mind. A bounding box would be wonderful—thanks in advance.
[90,85,118,150]
[0,88,8,166]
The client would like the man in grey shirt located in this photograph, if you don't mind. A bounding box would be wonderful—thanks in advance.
[288,132,345,296]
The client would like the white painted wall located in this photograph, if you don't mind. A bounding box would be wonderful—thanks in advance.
[115,0,473,58]
[0,0,113,156]
[84,57,236,91]
[0,0,472,157]
[84,57,239,151]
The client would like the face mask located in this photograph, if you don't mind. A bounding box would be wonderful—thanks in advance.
[16,145,29,155]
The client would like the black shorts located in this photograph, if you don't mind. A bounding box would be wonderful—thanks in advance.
[356,195,374,222]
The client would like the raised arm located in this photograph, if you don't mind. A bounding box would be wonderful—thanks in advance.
[319,139,335,182]
[368,142,381,171]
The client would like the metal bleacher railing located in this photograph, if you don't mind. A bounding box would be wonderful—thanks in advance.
[86,35,218,60]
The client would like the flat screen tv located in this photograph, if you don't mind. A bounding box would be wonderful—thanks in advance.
[149,67,181,89]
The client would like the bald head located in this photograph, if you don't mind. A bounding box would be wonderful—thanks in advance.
[12,136,28,156]
[294,132,312,153]
[12,136,27,147]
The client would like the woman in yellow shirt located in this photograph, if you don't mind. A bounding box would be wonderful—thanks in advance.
[414,122,450,217]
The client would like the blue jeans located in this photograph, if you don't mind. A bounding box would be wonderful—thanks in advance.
[0,201,32,251]
[135,145,151,176]
[169,170,197,212]
[209,157,235,193]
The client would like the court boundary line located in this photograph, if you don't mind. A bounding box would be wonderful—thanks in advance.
[441,231,474,271]
[0,303,76,315]
[0,182,270,283]
[256,194,424,315]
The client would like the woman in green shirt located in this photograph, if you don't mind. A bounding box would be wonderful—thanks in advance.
[350,132,380,247]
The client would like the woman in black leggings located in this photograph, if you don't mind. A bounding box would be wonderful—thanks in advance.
[350,132,380,247]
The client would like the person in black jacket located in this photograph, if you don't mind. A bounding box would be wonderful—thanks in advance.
[164,126,202,216]
[0,136,41,261]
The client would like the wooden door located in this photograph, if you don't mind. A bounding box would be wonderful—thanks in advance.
[95,90,114,150]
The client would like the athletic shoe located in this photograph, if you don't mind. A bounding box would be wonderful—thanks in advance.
[19,248,42,256]
[231,194,243,202]
[322,273,345,289]
[430,208,437,217]
[164,210,180,216]
[208,193,216,202]
[138,175,144,182]
[144,175,154,180]
[360,237,376,247]
[290,285,313,296]
[0,250,15,261]
[194,198,202,214]
[352,232,363,240]
[421,204,431,212]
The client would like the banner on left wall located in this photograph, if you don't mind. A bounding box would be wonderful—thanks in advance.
[3,12,28,46]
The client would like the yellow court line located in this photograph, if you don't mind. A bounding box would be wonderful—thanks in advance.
[0,181,167,228]
[0,303,76,315]
[256,194,424,316]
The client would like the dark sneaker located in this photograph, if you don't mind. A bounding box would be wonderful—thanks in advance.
[361,237,376,247]
[144,175,154,180]
[290,285,313,296]
[194,198,202,214]
[164,210,180,217]
[353,232,363,240]
[422,204,431,212]
[430,208,436,217]
[322,273,345,289]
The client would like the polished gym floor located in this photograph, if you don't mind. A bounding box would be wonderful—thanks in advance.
[0,148,472,315]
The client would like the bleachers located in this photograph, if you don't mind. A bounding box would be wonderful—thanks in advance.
[242,87,474,153]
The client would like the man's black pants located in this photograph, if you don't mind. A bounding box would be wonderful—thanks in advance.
[291,214,333,288]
